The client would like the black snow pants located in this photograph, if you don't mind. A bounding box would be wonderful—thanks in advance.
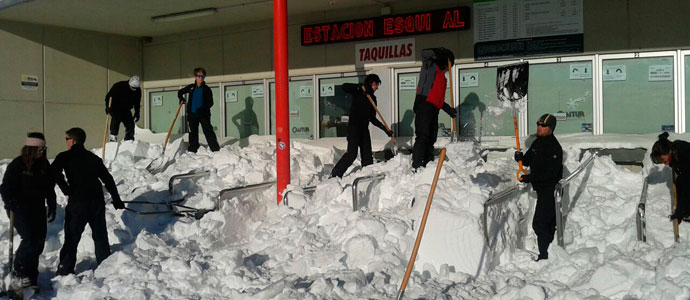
[412,96,439,169]
[13,207,46,285]
[187,113,220,152]
[533,187,557,259]
[330,124,373,178]
[57,203,110,275]
[110,110,135,141]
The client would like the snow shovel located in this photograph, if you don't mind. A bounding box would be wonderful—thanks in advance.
[149,101,184,172]
[673,184,680,243]
[447,60,457,142]
[102,97,113,160]
[1,211,22,299]
[496,62,529,182]
[361,85,398,157]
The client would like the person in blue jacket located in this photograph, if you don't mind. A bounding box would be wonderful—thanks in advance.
[178,67,220,152]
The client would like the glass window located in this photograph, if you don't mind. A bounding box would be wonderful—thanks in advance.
[269,79,315,139]
[527,62,594,134]
[149,90,183,134]
[602,57,674,133]
[224,83,265,139]
[457,67,513,137]
[209,86,222,134]
[318,76,365,138]
[396,72,452,137]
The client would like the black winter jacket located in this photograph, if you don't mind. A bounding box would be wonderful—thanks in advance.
[0,157,56,212]
[178,83,214,116]
[670,140,690,213]
[341,83,386,131]
[51,144,121,207]
[105,81,141,114]
[522,134,563,190]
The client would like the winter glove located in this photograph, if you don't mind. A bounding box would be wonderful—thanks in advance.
[385,130,394,137]
[3,198,17,211]
[105,107,110,115]
[47,207,56,223]
[514,151,524,162]
[179,97,186,104]
[519,174,531,183]
[133,111,140,122]
[112,198,125,210]
[670,209,688,223]
[442,106,457,118]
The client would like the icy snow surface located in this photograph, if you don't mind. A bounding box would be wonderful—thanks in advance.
[0,132,689,299]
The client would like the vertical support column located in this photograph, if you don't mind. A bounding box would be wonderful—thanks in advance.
[274,0,290,204]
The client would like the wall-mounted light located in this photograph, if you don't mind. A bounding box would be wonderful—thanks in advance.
[151,8,217,23]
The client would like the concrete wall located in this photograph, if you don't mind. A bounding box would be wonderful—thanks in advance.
[142,0,690,83]
[0,20,142,159]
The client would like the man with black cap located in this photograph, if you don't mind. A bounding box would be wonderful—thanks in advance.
[514,113,563,261]
[412,47,457,170]
[330,74,393,178]
[105,75,141,141]
[51,127,125,275]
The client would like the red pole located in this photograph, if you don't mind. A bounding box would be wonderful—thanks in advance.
[274,0,290,204]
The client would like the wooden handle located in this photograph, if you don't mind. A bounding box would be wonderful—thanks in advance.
[673,184,680,242]
[8,211,14,271]
[447,60,457,135]
[398,148,447,296]
[361,85,396,144]
[163,102,184,153]
[102,97,113,159]
[513,115,528,181]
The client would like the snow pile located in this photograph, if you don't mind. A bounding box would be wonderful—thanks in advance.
[0,134,689,299]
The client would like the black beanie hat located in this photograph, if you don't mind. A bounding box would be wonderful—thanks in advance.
[538,113,557,131]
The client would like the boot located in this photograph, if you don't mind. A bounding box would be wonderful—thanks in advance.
[108,135,117,142]
[536,239,549,261]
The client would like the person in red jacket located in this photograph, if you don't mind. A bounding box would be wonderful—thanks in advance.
[412,48,457,170]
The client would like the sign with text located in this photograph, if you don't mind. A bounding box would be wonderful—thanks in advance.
[152,95,163,106]
[225,90,238,102]
[302,7,469,46]
[569,63,591,80]
[320,84,335,97]
[299,86,312,98]
[649,65,672,81]
[251,86,264,98]
[355,38,415,66]
[603,65,626,81]
[460,72,479,87]
[399,76,417,90]
[21,75,38,91]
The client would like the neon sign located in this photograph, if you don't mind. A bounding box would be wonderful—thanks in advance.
[301,7,470,46]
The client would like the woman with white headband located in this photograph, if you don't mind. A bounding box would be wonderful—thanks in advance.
[0,132,57,290]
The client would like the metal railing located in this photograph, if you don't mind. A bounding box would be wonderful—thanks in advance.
[216,181,276,210]
[168,170,211,196]
[283,186,317,206]
[352,174,386,211]
[636,176,649,242]
[554,151,598,248]
[482,184,522,248]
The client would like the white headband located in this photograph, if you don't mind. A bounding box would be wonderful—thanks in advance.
[25,137,46,147]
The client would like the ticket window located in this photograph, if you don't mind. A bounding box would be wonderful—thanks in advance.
[318,75,366,138]
[602,56,675,133]
[527,62,594,134]
[224,83,266,139]
[269,79,315,140]
[396,72,452,137]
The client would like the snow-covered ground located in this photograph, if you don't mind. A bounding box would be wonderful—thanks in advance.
[0,131,689,299]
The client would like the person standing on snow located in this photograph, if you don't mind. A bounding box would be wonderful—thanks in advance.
[178,67,220,153]
[51,127,125,276]
[412,47,457,170]
[514,114,563,261]
[105,76,141,142]
[651,132,690,223]
[330,74,393,178]
[0,133,56,288]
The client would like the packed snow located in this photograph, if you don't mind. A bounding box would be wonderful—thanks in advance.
[0,131,689,299]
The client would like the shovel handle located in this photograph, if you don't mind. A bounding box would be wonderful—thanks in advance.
[513,115,529,181]
[361,85,396,145]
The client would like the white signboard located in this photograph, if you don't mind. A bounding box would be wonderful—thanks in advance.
[399,76,417,90]
[603,65,626,81]
[225,90,238,102]
[151,95,163,107]
[460,72,479,87]
[569,63,592,79]
[355,38,415,67]
[649,65,672,81]
[251,86,264,98]
[21,75,38,91]
[320,84,335,97]
[474,0,583,43]
[299,86,312,98]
